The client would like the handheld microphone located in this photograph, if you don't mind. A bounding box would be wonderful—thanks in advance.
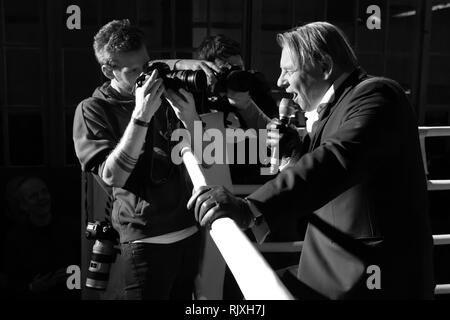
[269,98,295,174]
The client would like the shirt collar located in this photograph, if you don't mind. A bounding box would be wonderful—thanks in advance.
[304,71,352,133]
[316,71,352,115]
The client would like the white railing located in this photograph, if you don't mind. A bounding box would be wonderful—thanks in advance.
[418,126,450,176]
[253,235,450,253]
[433,234,450,246]
[419,126,450,138]
[256,241,303,253]
[435,284,450,295]
[180,146,294,300]
[420,126,450,295]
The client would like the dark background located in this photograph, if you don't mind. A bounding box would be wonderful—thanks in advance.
[0,0,449,299]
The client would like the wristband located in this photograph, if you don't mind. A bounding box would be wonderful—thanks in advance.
[132,118,150,127]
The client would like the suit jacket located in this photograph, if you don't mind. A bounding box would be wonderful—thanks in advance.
[248,68,435,299]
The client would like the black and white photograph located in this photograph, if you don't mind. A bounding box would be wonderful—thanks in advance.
[0,0,449,310]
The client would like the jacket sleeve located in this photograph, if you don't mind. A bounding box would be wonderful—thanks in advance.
[237,101,271,130]
[247,80,403,225]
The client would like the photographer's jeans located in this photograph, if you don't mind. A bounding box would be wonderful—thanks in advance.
[120,232,201,300]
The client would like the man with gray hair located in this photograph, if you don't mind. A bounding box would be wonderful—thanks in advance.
[188,22,435,299]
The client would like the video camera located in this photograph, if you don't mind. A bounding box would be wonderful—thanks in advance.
[136,61,208,93]
[85,221,119,290]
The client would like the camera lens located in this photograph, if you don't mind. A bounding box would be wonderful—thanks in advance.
[166,70,207,93]
[136,62,208,93]
[85,239,115,290]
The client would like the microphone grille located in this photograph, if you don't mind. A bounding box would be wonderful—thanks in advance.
[279,98,295,118]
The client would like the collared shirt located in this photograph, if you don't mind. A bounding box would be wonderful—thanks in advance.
[304,71,352,134]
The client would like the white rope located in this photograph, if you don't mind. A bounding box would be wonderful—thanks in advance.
[435,284,450,295]
[428,180,450,191]
[433,234,450,246]
[256,241,303,253]
[180,146,293,300]
[419,126,450,137]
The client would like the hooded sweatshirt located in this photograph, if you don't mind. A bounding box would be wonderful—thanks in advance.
[73,82,196,243]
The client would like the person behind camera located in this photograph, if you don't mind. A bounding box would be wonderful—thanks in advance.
[188,22,435,299]
[3,176,79,299]
[196,34,278,130]
[196,35,306,299]
[73,19,218,300]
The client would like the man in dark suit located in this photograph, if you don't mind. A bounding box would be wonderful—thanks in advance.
[187,22,435,299]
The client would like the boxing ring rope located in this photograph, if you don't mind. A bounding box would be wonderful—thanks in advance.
[419,126,450,138]
[419,126,450,294]
[180,146,294,300]
[419,126,450,176]
[427,180,450,191]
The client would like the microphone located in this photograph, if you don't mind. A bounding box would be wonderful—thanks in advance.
[269,98,296,174]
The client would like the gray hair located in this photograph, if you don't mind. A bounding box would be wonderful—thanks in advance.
[277,22,359,71]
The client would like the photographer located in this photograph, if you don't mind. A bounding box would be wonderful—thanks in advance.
[197,35,304,299]
[73,19,216,300]
[196,34,277,130]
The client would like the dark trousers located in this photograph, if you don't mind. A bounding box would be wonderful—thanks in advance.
[276,266,328,300]
[120,232,201,300]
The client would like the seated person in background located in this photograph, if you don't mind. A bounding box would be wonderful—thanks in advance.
[196,34,277,130]
[3,176,79,299]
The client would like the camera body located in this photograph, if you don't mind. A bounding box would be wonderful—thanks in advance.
[212,66,253,95]
[136,61,208,93]
[85,221,118,290]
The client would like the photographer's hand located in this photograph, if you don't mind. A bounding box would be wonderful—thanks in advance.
[165,88,199,128]
[175,60,220,86]
[133,70,165,122]
[101,70,165,188]
[227,89,253,111]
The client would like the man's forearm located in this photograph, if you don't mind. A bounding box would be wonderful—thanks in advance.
[102,119,149,187]
[238,100,271,130]
[150,59,180,70]
[151,59,197,70]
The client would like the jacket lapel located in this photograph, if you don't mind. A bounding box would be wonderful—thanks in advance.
[308,68,368,152]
